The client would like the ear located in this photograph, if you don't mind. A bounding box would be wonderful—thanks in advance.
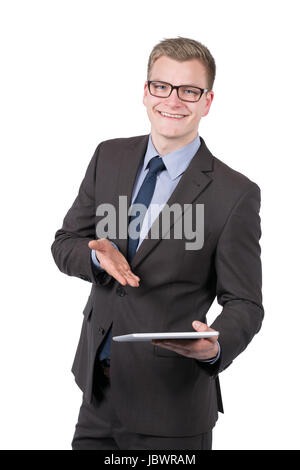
[142,81,148,106]
[202,91,214,117]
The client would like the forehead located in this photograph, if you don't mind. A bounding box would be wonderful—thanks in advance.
[150,55,207,86]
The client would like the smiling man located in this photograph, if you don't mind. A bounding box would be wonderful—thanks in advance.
[144,55,213,154]
[51,37,264,450]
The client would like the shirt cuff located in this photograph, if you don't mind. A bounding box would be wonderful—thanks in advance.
[198,341,221,364]
[91,249,104,271]
[91,242,118,272]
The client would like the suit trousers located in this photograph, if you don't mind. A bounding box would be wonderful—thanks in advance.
[71,359,212,450]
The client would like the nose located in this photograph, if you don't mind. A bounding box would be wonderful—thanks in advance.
[165,88,182,105]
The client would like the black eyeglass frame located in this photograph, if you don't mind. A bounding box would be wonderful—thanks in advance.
[147,80,209,102]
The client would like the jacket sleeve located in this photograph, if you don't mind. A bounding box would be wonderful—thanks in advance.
[51,143,113,286]
[208,182,264,376]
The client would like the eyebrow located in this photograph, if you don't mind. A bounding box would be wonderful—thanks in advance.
[151,80,203,88]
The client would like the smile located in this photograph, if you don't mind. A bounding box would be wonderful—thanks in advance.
[158,111,187,119]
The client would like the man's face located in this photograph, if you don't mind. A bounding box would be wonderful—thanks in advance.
[143,56,214,145]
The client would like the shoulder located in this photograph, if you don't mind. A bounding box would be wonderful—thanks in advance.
[211,152,261,200]
[97,134,148,152]
[91,134,148,168]
[199,138,261,214]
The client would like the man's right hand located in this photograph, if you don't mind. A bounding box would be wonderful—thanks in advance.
[88,238,140,287]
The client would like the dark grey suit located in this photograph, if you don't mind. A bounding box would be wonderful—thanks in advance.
[51,134,264,437]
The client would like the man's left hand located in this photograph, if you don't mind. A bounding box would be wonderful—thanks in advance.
[152,321,219,360]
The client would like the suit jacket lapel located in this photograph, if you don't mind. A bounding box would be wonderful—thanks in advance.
[127,135,215,270]
[115,135,149,259]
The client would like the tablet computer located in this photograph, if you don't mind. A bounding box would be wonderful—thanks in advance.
[113,331,219,342]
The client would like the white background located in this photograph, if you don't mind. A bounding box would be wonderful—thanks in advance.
[0,0,299,450]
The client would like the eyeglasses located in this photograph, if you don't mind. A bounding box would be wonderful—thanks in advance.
[147,80,208,103]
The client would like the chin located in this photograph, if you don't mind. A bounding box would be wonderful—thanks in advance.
[155,127,186,139]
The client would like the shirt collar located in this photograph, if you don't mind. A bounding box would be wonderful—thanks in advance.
[143,133,201,180]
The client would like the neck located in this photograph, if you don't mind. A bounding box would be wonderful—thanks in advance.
[150,129,198,156]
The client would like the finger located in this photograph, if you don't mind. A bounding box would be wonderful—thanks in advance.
[116,276,127,286]
[108,268,127,286]
[114,270,138,287]
[158,338,215,354]
[123,266,140,281]
[125,270,140,282]
[152,339,215,359]
[152,341,190,355]
[154,339,191,348]
[155,344,190,357]
[106,263,139,287]
[163,339,217,358]
[122,268,140,285]
[119,265,139,279]
[126,276,140,287]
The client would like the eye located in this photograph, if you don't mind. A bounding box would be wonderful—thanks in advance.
[184,89,199,96]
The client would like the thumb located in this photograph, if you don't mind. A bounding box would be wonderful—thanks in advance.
[192,321,208,332]
[88,239,105,251]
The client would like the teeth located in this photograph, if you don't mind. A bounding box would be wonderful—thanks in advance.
[160,111,185,118]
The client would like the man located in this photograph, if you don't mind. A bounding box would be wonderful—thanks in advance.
[51,37,264,450]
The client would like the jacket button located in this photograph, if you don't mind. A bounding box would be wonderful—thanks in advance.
[116,286,126,297]
[98,327,105,335]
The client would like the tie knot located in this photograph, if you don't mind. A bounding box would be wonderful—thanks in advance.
[147,156,166,176]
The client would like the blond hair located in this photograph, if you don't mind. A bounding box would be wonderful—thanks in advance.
[147,36,216,90]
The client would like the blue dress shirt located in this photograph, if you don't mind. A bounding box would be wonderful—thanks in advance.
[91,133,220,364]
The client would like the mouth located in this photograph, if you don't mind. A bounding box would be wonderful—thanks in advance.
[157,110,188,120]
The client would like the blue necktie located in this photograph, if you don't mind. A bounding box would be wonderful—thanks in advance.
[99,156,166,365]
[127,156,166,262]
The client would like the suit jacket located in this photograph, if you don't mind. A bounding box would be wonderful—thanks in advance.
[51,134,264,437]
